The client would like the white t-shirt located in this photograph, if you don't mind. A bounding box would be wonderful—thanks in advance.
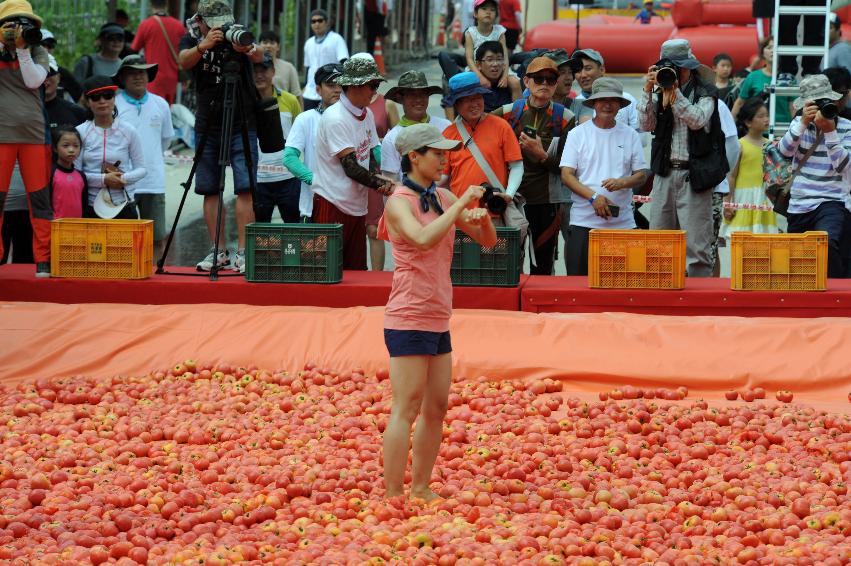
[115,91,173,195]
[380,115,452,180]
[312,97,380,216]
[258,108,295,184]
[285,108,323,217]
[561,120,647,229]
[303,31,349,102]
[714,100,738,195]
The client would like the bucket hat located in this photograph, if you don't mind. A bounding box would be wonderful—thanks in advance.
[0,0,41,26]
[395,123,462,156]
[581,76,631,108]
[793,74,843,110]
[441,71,491,107]
[337,54,385,86]
[655,39,715,84]
[197,0,234,29]
[113,54,158,86]
[385,70,443,103]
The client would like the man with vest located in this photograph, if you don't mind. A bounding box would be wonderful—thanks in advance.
[638,39,728,278]
[492,57,575,275]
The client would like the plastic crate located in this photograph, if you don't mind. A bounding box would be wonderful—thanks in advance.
[245,223,343,283]
[50,218,153,279]
[450,227,521,287]
[730,231,827,291]
[588,229,686,289]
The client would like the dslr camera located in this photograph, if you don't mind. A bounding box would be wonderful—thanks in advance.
[653,59,679,89]
[220,23,254,47]
[2,17,42,45]
[480,184,508,215]
[814,98,839,120]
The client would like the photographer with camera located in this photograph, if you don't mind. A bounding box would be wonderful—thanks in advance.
[178,0,265,273]
[778,74,851,278]
[560,78,647,276]
[0,0,52,277]
[639,39,728,278]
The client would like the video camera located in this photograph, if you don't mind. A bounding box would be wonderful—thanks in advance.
[2,17,42,45]
[653,59,679,89]
[480,184,507,215]
[815,98,839,120]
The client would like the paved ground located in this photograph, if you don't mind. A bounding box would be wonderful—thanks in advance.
[162,56,737,276]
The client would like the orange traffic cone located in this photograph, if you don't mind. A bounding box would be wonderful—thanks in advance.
[374,37,386,74]
[435,14,446,46]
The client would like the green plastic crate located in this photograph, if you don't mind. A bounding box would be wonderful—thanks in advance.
[450,227,521,287]
[245,223,343,283]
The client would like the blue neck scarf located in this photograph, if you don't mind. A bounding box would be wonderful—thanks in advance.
[402,176,443,215]
[121,90,148,115]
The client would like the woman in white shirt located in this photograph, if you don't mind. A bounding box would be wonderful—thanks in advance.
[76,75,146,219]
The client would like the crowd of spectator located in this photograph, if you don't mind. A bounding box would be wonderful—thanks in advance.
[2,0,851,281]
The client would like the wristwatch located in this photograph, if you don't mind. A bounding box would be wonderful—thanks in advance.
[589,192,599,205]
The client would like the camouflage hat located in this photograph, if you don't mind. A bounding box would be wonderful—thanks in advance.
[337,54,385,87]
[197,0,233,29]
[385,70,443,103]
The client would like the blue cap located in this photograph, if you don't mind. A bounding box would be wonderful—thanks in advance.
[442,71,491,107]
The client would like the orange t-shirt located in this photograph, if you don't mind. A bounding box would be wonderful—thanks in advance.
[442,115,522,199]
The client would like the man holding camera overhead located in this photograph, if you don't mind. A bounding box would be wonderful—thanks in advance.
[178,0,265,274]
[0,0,52,277]
[638,39,728,278]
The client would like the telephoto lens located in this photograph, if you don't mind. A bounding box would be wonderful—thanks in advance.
[222,24,254,47]
[816,99,839,120]
[655,65,678,89]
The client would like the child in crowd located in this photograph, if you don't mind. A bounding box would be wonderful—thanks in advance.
[713,53,734,106]
[635,1,664,24]
[719,97,778,241]
[50,126,88,219]
[464,0,520,94]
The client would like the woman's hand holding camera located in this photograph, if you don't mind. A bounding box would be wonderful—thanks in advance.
[104,171,125,189]
[1,22,26,49]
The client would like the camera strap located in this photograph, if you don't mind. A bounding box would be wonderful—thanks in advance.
[454,116,504,191]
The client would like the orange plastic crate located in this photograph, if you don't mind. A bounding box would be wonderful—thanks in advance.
[50,218,153,279]
[730,231,827,291]
[588,229,686,289]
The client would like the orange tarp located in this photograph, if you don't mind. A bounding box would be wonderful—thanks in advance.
[2,302,850,412]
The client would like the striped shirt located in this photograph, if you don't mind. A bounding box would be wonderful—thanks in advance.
[779,117,851,215]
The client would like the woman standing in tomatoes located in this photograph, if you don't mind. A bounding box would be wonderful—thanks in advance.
[379,123,496,500]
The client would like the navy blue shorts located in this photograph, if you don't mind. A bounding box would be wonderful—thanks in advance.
[193,130,258,196]
[384,329,452,357]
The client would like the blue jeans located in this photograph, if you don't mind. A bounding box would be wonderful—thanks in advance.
[787,200,851,278]
[255,178,301,223]
[193,130,258,196]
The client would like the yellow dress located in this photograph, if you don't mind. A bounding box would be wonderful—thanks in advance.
[719,136,779,239]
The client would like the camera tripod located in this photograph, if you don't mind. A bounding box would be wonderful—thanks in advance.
[157,55,258,280]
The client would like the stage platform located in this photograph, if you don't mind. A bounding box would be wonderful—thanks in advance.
[521,276,851,317]
[4,265,851,317]
[0,265,524,311]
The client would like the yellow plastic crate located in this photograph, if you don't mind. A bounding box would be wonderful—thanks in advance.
[588,229,686,289]
[730,231,827,291]
[50,218,153,279]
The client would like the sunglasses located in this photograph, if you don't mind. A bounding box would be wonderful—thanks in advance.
[530,75,558,86]
[87,91,115,102]
[311,18,325,23]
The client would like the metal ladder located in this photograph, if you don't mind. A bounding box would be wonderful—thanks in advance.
[768,0,832,138]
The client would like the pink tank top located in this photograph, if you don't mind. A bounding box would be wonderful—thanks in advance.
[380,188,455,332]
[52,166,84,219]
[369,94,390,139]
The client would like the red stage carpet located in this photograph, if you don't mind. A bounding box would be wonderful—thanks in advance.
[522,276,851,317]
[0,264,523,311]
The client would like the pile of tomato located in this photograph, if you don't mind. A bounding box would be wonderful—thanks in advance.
[0,361,849,565]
